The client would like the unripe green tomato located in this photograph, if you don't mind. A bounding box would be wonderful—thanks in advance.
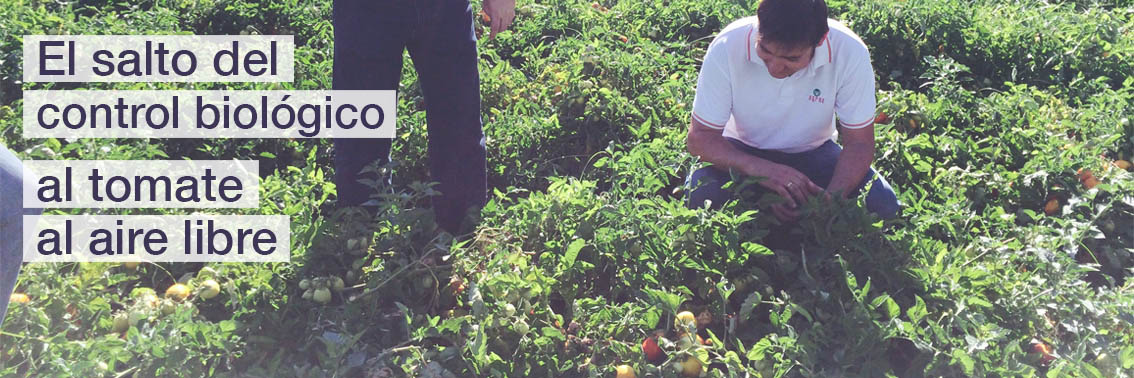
[1094,353,1118,373]
[313,288,332,304]
[112,313,130,333]
[199,279,221,299]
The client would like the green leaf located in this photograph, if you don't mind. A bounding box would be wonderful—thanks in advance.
[844,269,858,291]
[540,327,565,340]
[562,238,585,269]
[641,307,662,330]
[870,294,900,319]
[907,295,928,324]
[1121,345,1134,369]
[789,303,813,323]
[747,336,773,361]
[966,297,992,308]
[742,242,773,256]
[858,278,872,301]
[472,325,487,362]
[952,349,974,376]
[642,288,685,315]
[1082,362,1103,378]
[715,278,735,302]
[633,115,652,138]
[1046,362,1065,378]
[884,296,900,319]
[739,292,763,322]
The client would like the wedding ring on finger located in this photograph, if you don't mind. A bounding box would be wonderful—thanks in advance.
[787,181,794,188]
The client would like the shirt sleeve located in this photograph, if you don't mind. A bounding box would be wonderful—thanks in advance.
[834,48,876,129]
[691,40,732,130]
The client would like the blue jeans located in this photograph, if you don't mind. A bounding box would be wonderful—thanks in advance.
[331,0,487,233]
[686,139,900,219]
[1,145,41,326]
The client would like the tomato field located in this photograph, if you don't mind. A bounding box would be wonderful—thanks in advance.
[2,0,1133,376]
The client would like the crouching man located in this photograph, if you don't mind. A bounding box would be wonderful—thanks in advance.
[685,0,899,222]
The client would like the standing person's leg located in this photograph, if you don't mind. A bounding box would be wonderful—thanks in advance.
[407,0,487,234]
[332,0,410,206]
[1,146,40,326]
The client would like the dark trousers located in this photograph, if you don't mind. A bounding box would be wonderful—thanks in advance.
[332,0,487,233]
[686,139,901,219]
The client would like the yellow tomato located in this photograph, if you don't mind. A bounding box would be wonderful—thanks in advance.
[674,311,696,332]
[681,357,702,377]
[165,283,192,301]
[615,364,635,378]
[9,293,29,304]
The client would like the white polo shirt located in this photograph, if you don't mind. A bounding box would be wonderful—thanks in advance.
[691,17,876,153]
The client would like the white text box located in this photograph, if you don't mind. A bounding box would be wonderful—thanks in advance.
[23,90,396,138]
[22,160,259,208]
[23,35,294,82]
[24,215,290,262]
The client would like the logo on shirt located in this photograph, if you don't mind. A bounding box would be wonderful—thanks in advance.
[808,88,825,104]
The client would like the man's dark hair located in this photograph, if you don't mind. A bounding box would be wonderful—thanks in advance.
[756,0,829,48]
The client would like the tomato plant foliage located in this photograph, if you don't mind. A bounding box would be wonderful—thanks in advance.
[2,0,1133,377]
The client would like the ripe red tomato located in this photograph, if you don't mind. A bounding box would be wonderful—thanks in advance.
[641,336,665,364]
[1030,341,1056,365]
[874,111,891,125]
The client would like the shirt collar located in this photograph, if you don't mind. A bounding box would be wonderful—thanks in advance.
[810,32,832,70]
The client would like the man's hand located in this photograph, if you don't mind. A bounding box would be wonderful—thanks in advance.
[483,0,516,39]
[688,117,823,221]
[770,203,800,223]
[749,160,820,223]
[741,159,822,209]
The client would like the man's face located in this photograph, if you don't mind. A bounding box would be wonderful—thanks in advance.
[755,35,816,79]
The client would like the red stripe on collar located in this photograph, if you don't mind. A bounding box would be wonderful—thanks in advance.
[746,26,754,62]
[826,34,832,63]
